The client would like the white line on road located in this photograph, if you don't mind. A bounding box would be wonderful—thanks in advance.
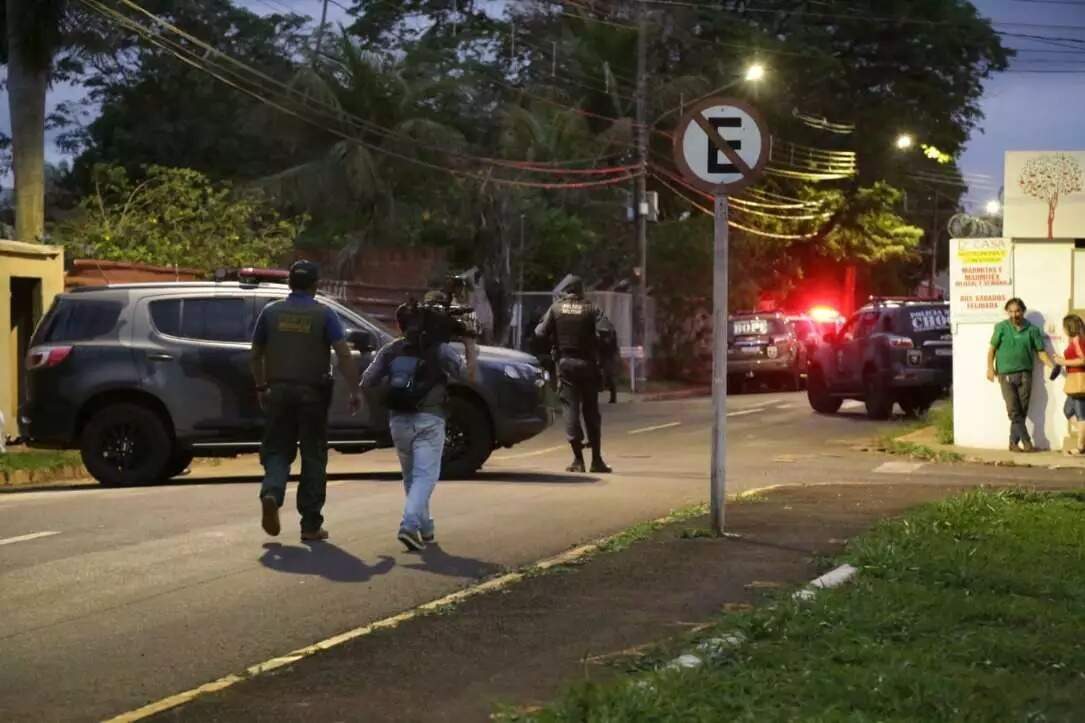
[873,461,926,474]
[628,422,682,435]
[0,530,61,546]
[727,407,766,418]
[491,444,568,461]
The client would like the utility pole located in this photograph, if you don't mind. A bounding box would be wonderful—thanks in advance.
[517,212,526,349]
[312,0,330,62]
[635,0,649,380]
[929,191,940,299]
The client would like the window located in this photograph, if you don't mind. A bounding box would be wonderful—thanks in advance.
[854,312,880,339]
[790,320,815,340]
[150,298,249,343]
[838,314,861,342]
[43,299,123,342]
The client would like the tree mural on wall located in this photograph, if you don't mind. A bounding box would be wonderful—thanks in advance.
[1019,153,1084,239]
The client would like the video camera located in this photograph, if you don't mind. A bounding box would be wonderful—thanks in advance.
[397,292,479,347]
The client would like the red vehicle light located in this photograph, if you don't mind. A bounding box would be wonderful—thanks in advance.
[808,305,840,322]
[27,345,73,370]
[886,335,914,349]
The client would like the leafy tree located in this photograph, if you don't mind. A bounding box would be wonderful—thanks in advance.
[62,1,316,191]
[57,164,304,270]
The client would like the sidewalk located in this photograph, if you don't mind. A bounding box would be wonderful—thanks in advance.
[898,426,1085,470]
[150,479,1082,723]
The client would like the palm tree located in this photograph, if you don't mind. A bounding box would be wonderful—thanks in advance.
[4,0,66,242]
[250,31,469,272]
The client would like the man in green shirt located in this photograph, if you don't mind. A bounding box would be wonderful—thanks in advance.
[987,297,1054,452]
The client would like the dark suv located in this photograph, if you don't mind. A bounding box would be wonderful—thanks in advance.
[727,311,807,392]
[806,298,951,419]
[19,282,551,486]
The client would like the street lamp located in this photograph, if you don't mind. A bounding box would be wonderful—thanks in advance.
[895,133,914,151]
[653,62,766,125]
[744,63,766,82]
[985,200,1001,216]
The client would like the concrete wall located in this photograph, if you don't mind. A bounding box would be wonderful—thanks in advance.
[1,240,65,436]
[953,238,1078,450]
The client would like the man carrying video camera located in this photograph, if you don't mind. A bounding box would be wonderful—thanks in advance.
[360,289,475,551]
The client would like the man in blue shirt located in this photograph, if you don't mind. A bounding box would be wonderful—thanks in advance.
[251,260,360,541]
[361,300,467,551]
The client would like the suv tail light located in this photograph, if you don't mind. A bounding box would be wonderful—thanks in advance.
[886,335,914,349]
[27,345,73,370]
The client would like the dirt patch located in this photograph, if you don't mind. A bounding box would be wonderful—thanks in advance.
[157,483,1067,723]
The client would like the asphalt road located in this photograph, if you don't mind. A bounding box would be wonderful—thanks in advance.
[2,392,1083,722]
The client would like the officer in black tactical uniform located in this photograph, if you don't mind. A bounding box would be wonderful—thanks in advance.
[535,276,614,473]
[251,260,360,541]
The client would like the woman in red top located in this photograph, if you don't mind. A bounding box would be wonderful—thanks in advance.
[1055,314,1085,454]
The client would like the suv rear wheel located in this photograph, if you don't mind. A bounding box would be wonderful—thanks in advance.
[81,403,173,486]
[806,367,842,414]
[900,391,935,419]
[864,375,893,420]
[163,450,195,479]
[441,395,493,479]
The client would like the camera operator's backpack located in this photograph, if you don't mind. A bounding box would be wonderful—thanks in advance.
[386,304,446,412]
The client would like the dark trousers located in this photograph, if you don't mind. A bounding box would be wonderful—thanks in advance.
[259,383,331,533]
[998,371,1033,445]
[558,358,602,449]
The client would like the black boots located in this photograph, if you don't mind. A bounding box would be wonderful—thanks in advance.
[566,443,586,473]
[567,443,612,473]
[589,443,611,474]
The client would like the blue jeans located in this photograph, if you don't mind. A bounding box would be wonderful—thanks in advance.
[389,413,446,534]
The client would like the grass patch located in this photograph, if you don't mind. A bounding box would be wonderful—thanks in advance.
[518,489,1085,722]
[930,400,954,444]
[879,436,963,463]
[596,503,708,553]
[0,450,83,474]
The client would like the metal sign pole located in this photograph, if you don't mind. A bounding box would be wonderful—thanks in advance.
[711,194,728,535]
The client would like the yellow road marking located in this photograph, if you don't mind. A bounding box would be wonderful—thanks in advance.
[101,507,708,722]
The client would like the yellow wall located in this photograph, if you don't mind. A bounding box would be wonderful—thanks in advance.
[1,240,65,437]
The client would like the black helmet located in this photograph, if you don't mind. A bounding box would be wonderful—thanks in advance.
[288,259,320,290]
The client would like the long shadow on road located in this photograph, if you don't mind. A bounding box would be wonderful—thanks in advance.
[402,543,505,579]
[259,541,396,583]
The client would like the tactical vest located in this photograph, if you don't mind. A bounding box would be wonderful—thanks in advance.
[262,300,332,385]
[553,297,597,359]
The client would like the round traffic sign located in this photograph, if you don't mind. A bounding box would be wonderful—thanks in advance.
[673,97,769,194]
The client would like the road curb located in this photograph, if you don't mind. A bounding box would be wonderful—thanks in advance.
[653,563,861,675]
[102,505,711,722]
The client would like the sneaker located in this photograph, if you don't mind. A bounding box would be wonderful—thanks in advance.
[260,495,281,537]
[1008,442,1020,452]
[1021,440,1035,453]
[421,530,436,545]
[398,528,426,551]
[566,459,586,473]
[301,528,330,541]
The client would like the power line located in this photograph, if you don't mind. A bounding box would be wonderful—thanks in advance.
[83,0,642,189]
[98,0,641,174]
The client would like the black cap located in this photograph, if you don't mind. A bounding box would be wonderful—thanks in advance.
[289,259,319,289]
